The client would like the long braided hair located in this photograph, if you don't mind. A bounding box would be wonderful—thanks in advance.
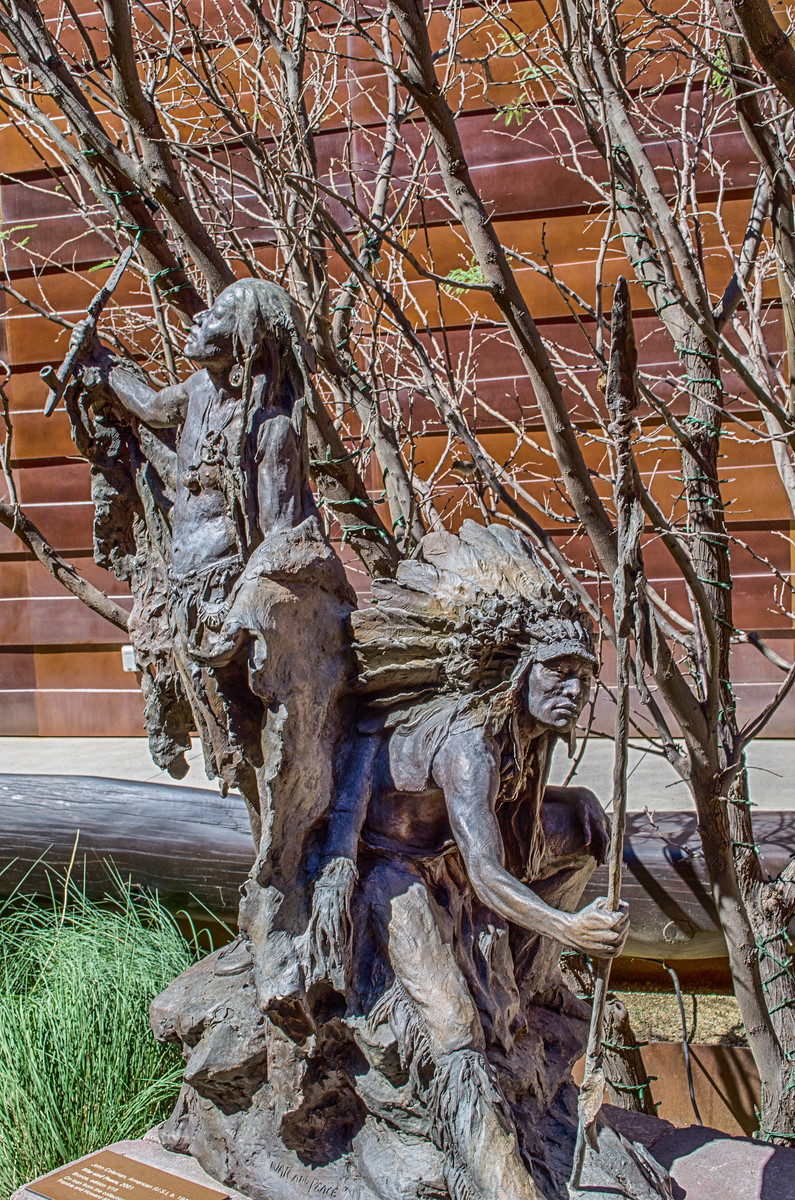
[207,278,316,556]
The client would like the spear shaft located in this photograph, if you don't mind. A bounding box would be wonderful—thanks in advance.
[570,276,642,1192]
[41,243,135,417]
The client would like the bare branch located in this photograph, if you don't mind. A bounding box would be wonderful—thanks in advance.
[388,0,618,575]
[713,169,771,331]
[729,0,795,109]
[0,500,130,632]
[101,0,233,296]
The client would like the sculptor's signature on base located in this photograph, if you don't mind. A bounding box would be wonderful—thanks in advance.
[266,1160,338,1197]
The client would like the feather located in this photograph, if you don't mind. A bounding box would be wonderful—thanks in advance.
[351,523,595,711]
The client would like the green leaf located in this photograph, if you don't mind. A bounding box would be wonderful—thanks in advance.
[443,256,487,296]
[0,223,36,243]
[709,44,734,98]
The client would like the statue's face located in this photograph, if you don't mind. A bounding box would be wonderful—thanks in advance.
[184,293,237,363]
[524,654,593,733]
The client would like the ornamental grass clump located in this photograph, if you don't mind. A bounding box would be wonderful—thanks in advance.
[0,882,199,1199]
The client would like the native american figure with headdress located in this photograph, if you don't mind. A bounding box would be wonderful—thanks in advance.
[69,287,668,1200]
[160,521,655,1200]
[279,519,646,1200]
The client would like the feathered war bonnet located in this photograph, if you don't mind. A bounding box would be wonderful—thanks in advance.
[352,520,597,735]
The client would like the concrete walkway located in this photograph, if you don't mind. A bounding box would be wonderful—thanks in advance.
[2,735,795,811]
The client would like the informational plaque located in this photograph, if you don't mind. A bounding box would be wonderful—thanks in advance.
[27,1150,229,1200]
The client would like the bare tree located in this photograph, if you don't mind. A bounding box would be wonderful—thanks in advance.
[1,0,795,1139]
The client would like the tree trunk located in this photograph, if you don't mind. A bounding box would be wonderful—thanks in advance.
[691,765,795,1139]
[602,996,657,1116]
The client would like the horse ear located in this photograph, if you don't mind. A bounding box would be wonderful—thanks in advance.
[567,726,577,757]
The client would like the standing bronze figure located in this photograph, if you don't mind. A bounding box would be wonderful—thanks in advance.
[67,280,670,1200]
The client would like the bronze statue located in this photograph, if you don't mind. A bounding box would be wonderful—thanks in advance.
[67,280,354,922]
[304,525,633,1200]
[67,280,670,1200]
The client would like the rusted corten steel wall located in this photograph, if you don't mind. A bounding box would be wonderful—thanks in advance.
[0,6,793,737]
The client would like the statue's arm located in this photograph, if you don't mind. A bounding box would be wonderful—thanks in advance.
[433,731,628,957]
[301,735,377,991]
[68,319,189,428]
[106,362,189,428]
[432,732,572,941]
[321,734,377,864]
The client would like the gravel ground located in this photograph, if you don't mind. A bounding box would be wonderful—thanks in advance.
[617,990,747,1046]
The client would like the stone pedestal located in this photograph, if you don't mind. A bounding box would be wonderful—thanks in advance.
[13,1118,795,1200]
[604,1106,795,1200]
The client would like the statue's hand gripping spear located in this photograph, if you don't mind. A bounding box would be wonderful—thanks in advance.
[41,242,135,417]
